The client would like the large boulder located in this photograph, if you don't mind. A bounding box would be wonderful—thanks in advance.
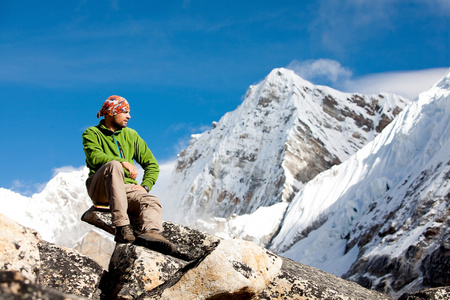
[0,213,104,299]
[82,207,393,299]
[2,208,448,299]
[0,270,85,300]
[398,286,450,300]
[0,213,41,282]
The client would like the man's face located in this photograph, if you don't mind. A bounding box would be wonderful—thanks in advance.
[112,111,131,129]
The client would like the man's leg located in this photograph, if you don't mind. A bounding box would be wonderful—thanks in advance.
[126,188,176,254]
[125,185,163,233]
[87,161,134,242]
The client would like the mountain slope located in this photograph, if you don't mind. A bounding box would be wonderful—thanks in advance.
[0,168,94,247]
[164,68,409,225]
[269,69,450,297]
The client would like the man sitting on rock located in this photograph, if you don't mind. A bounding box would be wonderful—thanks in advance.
[82,95,176,255]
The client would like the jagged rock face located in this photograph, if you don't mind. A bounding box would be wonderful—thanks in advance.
[166,68,408,224]
[339,79,450,296]
[269,70,450,297]
[342,163,450,296]
[0,214,104,299]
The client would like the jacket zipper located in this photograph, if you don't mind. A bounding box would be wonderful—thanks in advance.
[112,133,125,159]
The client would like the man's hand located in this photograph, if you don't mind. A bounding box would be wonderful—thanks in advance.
[121,161,138,179]
[132,185,147,192]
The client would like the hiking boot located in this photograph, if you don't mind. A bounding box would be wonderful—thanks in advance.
[135,230,177,255]
[115,225,136,243]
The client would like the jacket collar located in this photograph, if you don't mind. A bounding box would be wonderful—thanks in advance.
[98,119,122,135]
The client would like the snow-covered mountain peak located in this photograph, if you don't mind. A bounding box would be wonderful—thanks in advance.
[435,68,450,90]
[269,69,450,296]
[164,68,410,224]
[0,167,93,247]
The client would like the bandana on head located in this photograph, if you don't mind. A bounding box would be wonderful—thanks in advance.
[97,95,130,118]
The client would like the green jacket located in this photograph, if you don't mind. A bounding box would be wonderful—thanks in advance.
[82,120,159,190]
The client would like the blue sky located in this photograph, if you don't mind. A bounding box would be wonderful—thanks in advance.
[1,0,449,195]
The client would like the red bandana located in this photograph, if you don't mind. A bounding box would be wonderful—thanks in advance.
[97,95,130,118]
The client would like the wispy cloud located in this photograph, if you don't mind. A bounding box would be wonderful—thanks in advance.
[52,165,85,177]
[344,68,449,99]
[287,58,449,99]
[287,59,353,87]
[426,0,450,16]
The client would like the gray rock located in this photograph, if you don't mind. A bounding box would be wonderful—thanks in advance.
[81,208,392,299]
[0,213,104,299]
[0,213,42,282]
[37,241,104,299]
[103,221,222,299]
[5,209,448,300]
[257,257,393,300]
[73,230,115,270]
[398,286,450,300]
[0,270,85,300]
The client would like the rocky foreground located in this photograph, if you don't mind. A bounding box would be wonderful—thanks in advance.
[0,212,448,299]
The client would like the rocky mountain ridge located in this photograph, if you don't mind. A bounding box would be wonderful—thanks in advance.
[161,68,450,297]
[266,70,450,297]
[164,68,409,225]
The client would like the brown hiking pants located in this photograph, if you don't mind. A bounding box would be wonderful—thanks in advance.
[86,160,163,233]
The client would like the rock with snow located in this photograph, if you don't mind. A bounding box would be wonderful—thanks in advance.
[164,68,409,227]
[192,202,289,246]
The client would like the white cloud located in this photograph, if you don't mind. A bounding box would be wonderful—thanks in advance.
[52,165,85,177]
[344,68,449,99]
[287,59,353,86]
[287,58,449,100]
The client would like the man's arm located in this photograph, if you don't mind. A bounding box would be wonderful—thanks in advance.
[121,161,138,179]
[133,134,159,191]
